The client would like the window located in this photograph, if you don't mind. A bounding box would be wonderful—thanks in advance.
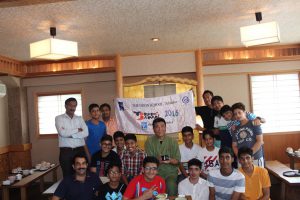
[250,73,300,133]
[37,93,82,135]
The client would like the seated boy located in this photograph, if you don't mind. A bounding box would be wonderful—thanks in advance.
[120,133,146,185]
[123,156,166,200]
[211,96,230,148]
[197,130,220,179]
[113,131,126,156]
[90,135,122,177]
[178,158,209,200]
[179,126,201,182]
[238,147,270,200]
[98,163,127,200]
[207,147,245,200]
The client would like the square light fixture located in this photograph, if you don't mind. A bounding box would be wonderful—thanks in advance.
[30,27,78,60]
[240,12,280,47]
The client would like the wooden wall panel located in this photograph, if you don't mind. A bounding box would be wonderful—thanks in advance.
[0,144,32,181]
[264,132,300,164]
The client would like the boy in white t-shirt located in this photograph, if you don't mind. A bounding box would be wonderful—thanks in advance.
[197,130,220,179]
[178,126,201,182]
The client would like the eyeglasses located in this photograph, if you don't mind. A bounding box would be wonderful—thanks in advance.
[109,170,120,175]
[144,167,158,171]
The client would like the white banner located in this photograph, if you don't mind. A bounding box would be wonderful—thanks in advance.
[115,91,196,134]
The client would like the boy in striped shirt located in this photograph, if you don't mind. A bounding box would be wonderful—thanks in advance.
[207,147,245,200]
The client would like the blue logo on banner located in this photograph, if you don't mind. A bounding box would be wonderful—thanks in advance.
[182,96,189,104]
[141,122,148,130]
[118,101,124,111]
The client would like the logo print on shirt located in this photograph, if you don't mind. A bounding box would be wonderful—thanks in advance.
[204,156,219,170]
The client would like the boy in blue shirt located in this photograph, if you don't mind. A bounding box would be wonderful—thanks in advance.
[85,103,107,161]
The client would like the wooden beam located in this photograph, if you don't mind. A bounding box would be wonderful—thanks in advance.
[115,54,123,97]
[195,50,204,106]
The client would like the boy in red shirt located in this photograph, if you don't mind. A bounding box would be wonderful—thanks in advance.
[123,156,166,200]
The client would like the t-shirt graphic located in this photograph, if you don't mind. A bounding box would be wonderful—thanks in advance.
[105,191,122,200]
[204,155,220,171]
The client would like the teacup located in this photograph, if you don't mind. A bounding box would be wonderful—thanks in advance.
[29,169,35,174]
[286,147,293,153]
[23,169,30,176]
[35,164,41,170]
[156,193,168,200]
[295,150,300,157]
[12,168,19,174]
[2,180,10,185]
[16,174,22,180]
[8,175,16,183]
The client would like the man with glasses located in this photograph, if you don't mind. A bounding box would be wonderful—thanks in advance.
[238,147,270,200]
[123,156,166,200]
[90,135,121,177]
[178,158,209,200]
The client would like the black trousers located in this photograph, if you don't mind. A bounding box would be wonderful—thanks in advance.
[59,146,85,177]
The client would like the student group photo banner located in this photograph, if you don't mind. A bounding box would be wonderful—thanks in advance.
[115,91,196,134]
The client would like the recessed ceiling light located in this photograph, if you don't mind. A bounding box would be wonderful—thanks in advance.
[151,38,160,42]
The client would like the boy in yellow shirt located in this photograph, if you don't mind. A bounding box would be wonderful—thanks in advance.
[238,147,271,200]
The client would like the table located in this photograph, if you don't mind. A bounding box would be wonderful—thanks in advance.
[265,160,300,200]
[286,152,300,169]
[1,164,59,200]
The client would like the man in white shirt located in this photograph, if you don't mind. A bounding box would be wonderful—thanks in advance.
[178,158,209,200]
[179,126,201,182]
[55,97,88,177]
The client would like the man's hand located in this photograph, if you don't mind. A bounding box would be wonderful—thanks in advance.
[195,124,205,131]
[142,185,157,200]
[78,128,83,132]
[252,118,261,126]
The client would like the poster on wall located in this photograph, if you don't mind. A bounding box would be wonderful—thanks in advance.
[115,91,196,134]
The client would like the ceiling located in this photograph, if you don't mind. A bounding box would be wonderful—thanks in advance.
[0,0,299,61]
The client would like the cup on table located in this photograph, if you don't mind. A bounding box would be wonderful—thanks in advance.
[156,193,168,200]
[16,174,22,180]
[295,150,300,157]
[23,169,30,176]
[35,164,41,170]
[29,169,35,174]
[286,147,293,154]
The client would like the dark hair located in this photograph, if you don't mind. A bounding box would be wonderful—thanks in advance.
[105,163,121,175]
[65,97,77,105]
[152,117,166,127]
[211,96,223,105]
[202,90,214,98]
[125,133,137,142]
[113,131,125,141]
[231,102,246,112]
[181,126,194,136]
[100,103,111,111]
[238,147,253,158]
[88,103,99,112]
[218,146,234,157]
[72,152,88,165]
[202,129,215,140]
[101,135,113,143]
[188,158,202,169]
[143,156,159,168]
[220,105,232,116]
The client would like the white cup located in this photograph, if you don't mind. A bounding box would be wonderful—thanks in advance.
[295,150,300,157]
[8,175,16,183]
[2,180,10,185]
[286,147,293,153]
[23,170,30,176]
[29,169,34,174]
[35,164,41,170]
[16,174,22,181]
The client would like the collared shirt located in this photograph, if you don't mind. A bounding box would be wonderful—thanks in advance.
[178,177,209,200]
[239,165,271,200]
[54,172,101,200]
[120,148,146,177]
[55,113,88,148]
[101,117,118,136]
